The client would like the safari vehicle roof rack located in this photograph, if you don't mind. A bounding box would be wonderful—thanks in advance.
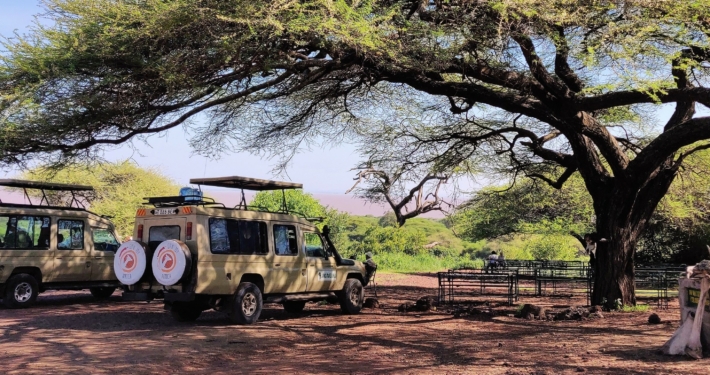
[190,176,302,213]
[0,179,93,209]
[189,176,303,191]
[143,176,311,217]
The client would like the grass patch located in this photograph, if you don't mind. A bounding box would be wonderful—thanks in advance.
[619,304,650,313]
[376,252,483,273]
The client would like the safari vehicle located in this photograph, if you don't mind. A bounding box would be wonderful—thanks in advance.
[0,179,122,308]
[116,176,372,324]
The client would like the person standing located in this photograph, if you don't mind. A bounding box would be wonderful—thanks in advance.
[497,252,506,269]
[486,251,499,272]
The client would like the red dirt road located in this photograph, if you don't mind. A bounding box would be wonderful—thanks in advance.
[0,273,703,374]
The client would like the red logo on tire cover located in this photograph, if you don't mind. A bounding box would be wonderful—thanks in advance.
[157,247,176,273]
[120,249,137,273]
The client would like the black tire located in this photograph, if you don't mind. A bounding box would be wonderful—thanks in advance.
[228,282,263,325]
[339,278,364,314]
[3,274,39,309]
[89,287,116,300]
[283,300,306,314]
[169,302,203,322]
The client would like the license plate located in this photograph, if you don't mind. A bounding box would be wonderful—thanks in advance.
[154,208,177,215]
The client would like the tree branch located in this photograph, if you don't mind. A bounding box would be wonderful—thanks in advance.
[553,26,583,93]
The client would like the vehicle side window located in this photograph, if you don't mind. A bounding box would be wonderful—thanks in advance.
[93,228,120,252]
[0,215,50,249]
[209,218,267,255]
[238,220,268,255]
[273,224,298,256]
[304,232,326,257]
[58,219,84,250]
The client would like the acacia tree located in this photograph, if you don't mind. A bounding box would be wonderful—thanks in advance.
[2,1,710,305]
[346,166,450,226]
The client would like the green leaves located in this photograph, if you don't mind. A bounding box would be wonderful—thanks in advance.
[20,160,180,237]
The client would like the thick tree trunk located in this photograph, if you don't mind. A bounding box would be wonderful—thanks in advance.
[588,163,679,307]
[591,226,638,307]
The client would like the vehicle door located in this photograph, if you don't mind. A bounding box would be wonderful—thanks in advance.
[269,223,307,294]
[304,230,337,292]
[0,215,53,283]
[54,218,90,282]
[90,227,120,281]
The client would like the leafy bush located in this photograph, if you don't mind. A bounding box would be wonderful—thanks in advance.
[525,235,581,261]
[350,225,426,256]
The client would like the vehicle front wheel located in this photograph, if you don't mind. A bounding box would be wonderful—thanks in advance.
[283,300,306,314]
[228,282,263,325]
[169,302,203,322]
[89,287,116,300]
[339,278,363,314]
[4,274,39,309]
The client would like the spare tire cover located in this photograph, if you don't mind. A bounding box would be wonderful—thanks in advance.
[152,240,192,286]
[114,241,149,285]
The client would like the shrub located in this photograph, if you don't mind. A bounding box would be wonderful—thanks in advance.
[525,235,581,261]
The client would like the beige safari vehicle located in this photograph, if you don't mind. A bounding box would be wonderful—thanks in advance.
[0,179,122,308]
[117,176,372,324]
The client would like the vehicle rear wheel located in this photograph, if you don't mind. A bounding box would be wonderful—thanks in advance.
[89,287,116,300]
[339,278,363,314]
[4,274,39,309]
[228,282,263,325]
[169,302,203,322]
[283,300,306,314]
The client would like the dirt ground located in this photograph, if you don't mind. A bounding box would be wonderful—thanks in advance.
[0,273,705,374]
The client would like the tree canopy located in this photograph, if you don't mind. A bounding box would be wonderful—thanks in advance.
[3,0,710,305]
[21,160,179,237]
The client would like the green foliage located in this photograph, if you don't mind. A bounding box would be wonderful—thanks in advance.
[452,175,595,241]
[21,160,179,238]
[350,225,426,256]
[332,215,485,272]
[250,190,325,217]
[524,235,582,261]
[322,207,350,252]
[378,212,398,227]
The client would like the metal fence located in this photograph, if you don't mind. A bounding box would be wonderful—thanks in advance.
[437,269,519,305]
[437,261,686,308]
